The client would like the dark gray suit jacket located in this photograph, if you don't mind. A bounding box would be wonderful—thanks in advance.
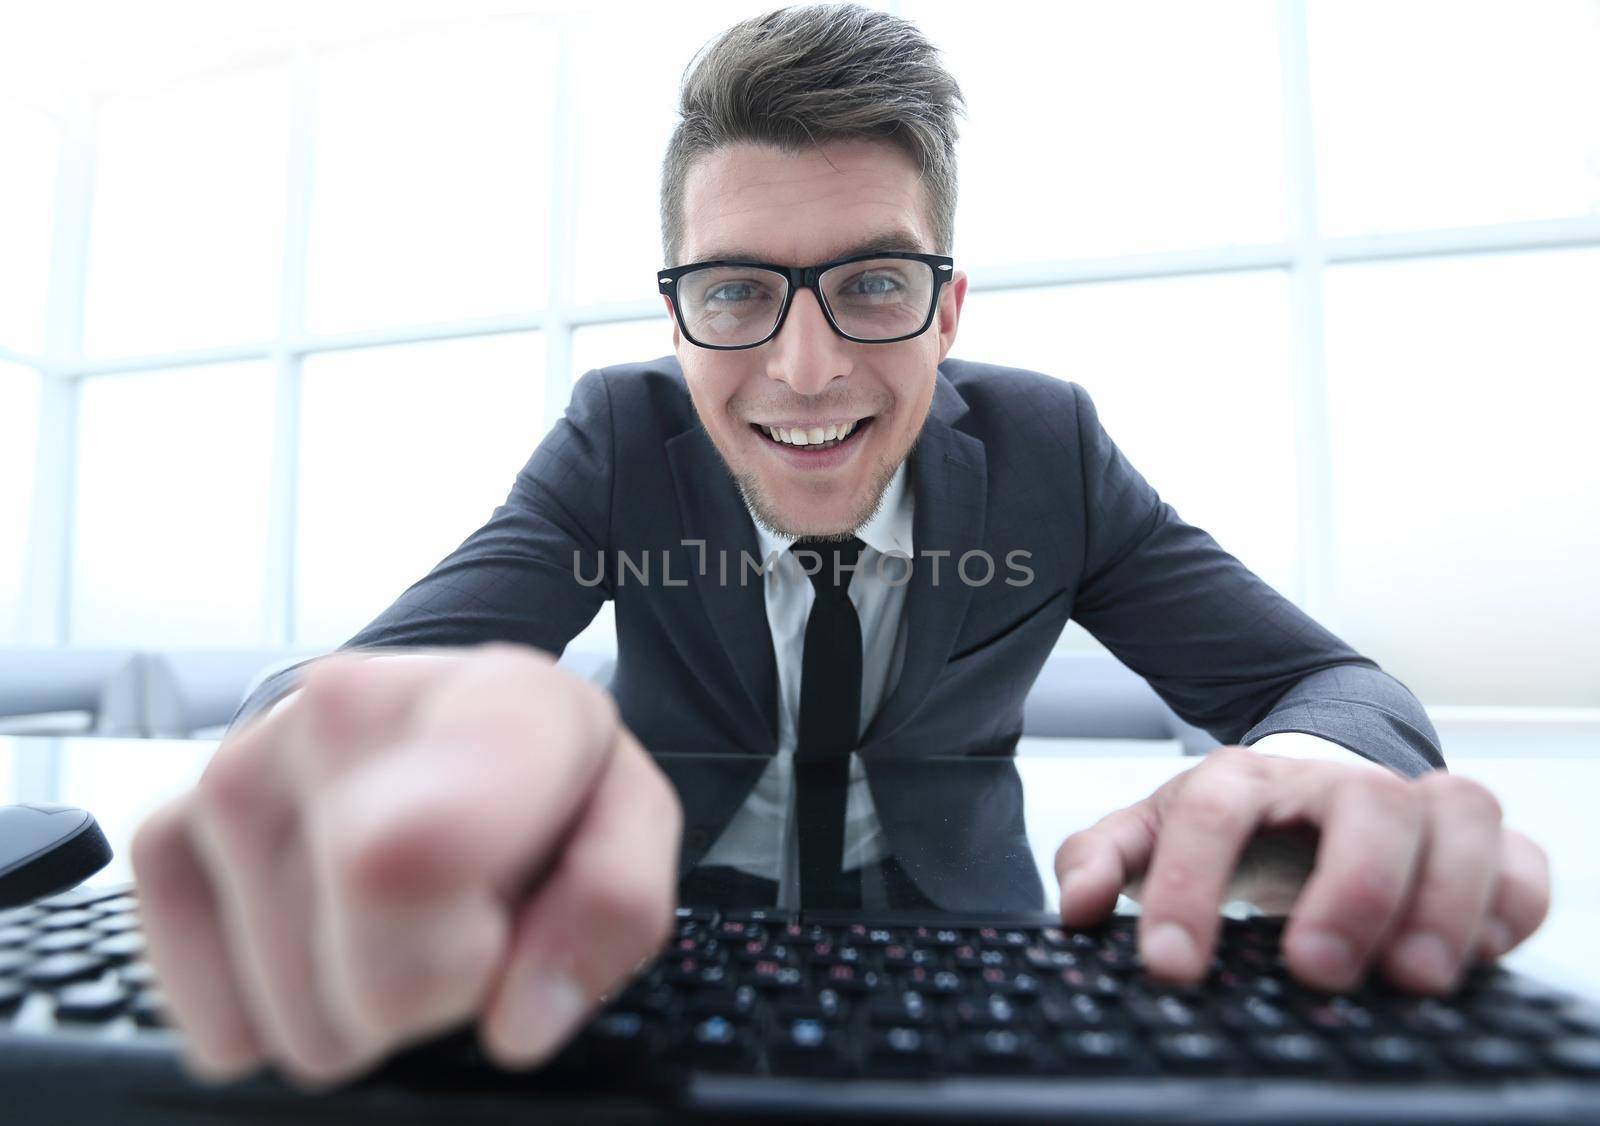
[240,357,1443,889]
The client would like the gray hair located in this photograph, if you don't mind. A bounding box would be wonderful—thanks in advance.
[660,4,965,267]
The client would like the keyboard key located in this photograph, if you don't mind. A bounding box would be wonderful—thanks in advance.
[88,914,141,936]
[54,980,131,1022]
[129,990,169,1029]
[1391,998,1473,1037]
[868,991,931,1026]
[1469,1004,1564,1040]
[1219,996,1296,1034]
[955,995,1017,1029]
[964,1029,1040,1073]
[1058,1029,1136,1069]
[1444,1036,1537,1075]
[1301,996,1379,1034]
[1251,1033,1336,1074]
[22,952,107,987]
[1346,1034,1436,1076]
[1557,1002,1600,1037]
[870,1026,943,1074]
[91,897,138,916]
[770,1018,853,1077]
[1154,1031,1238,1073]
[0,926,36,948]
[1039,992,1110,1029]
[36,887,130,910]
[0,979,24,1014]
[88,932,145,963]
[1546,1037,1600,1076]
[0,907,45,927]
[119,961,159,990]
[31,929,98,955]
[0,950,33,976]
[675,1016,755,1071]
[36,910,100,932]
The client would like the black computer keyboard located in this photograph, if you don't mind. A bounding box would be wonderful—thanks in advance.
[5,883,1600,1114]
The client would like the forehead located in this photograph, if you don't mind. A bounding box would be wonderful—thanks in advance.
[681,139,934,263]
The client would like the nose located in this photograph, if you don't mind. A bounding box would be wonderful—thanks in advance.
[763,287,852,396]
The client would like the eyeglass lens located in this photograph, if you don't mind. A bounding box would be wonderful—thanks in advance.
[676,259,937,347]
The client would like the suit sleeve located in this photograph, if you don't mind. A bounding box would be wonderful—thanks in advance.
[1065,382,1443,776]
[231,369,618,728]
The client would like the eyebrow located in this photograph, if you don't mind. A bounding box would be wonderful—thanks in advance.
[690,227,930,265]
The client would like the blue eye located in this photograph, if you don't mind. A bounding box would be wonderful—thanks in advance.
[707,282,761,303]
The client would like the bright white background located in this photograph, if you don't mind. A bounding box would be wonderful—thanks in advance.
[1,0,1597,714]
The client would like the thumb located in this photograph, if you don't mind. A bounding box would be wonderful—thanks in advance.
[1054,803,1160,928]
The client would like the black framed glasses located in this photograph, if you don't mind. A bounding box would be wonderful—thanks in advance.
[658,251,955,350]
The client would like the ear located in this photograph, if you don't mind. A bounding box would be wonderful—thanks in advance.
[935,270,967,364]
[663,294,681,351]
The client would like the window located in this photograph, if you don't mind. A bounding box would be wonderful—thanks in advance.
[71,363,276,644]
[294,333,546,645]
[1309,0,1600,236]
[951,272,1299,599]
[305,21,558,334]
[83,67,290,357]
[0,96,58,355]
[0,362,42,641]
[906,0,1288,268]
[1323,248,1600,706]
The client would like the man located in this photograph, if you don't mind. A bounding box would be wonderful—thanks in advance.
[131,3,1549,1093]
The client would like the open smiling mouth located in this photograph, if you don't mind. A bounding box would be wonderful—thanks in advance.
[749,416,875,452]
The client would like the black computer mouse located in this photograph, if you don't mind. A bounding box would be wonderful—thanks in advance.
[0,803,113,909]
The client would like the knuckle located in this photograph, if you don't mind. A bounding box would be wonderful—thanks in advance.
[1178,787,1251,836]
[580,875,675,959]
[195,738,266,826]
[1428,773,1503,822]
[1350,769,1421,820]
[1335,861,1408,924]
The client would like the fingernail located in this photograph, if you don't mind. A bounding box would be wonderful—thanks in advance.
[1295,929,1357,987]
[1395,932,1456,991]
[1481,919,1513,959]
[501,972,588,1064]
[1143,923,1199,976]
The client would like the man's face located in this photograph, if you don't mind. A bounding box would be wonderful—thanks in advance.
[670,139,967,540]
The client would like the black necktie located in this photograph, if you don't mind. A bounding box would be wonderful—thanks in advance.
[793,537,865,908]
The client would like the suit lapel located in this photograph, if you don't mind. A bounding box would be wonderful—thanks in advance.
[666,423,779,750]
[863,374,988,746]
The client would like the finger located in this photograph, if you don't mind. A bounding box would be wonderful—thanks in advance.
[1137,748,1269,983]
[1475,827,1551,961]
[1054,803,1159,928]
[1280,769,1425,991]
[303,647,617,1044]
[129,793,264,1082]
[1380,773,1503,993]
[189,719,378,1088]
[481,729,682,1066]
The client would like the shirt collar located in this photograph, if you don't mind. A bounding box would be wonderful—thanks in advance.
[748,462,914,560]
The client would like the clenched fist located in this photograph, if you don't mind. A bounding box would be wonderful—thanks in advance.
[131,644,682,1088]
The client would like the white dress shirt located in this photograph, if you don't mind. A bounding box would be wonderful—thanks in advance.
[701,466,1354,903]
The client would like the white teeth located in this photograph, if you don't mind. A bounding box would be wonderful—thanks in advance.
[762,419,865,447]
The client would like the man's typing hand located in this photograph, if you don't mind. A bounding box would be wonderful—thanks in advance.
[129,644,682,1089]
[1054,745,1550,994]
